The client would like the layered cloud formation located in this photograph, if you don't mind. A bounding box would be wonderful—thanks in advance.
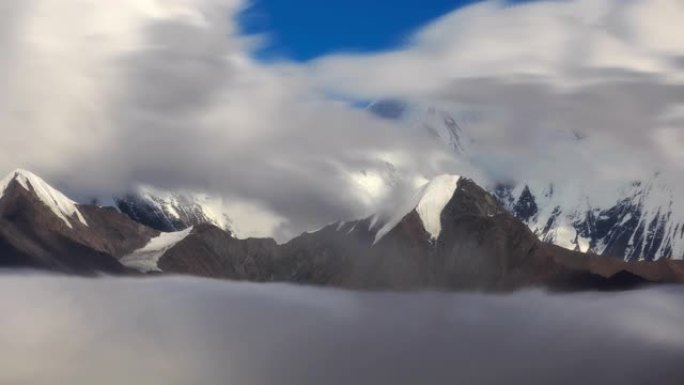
[310,0,684,191]
[0,0,452,239]
[1,0,683,238]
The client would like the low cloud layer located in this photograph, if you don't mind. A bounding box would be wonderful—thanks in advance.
[1,0,683,238]
[1,274,683,385]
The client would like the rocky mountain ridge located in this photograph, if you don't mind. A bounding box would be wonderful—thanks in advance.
[1,169,682,291]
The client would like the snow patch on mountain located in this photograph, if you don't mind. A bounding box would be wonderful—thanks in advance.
[374,175,460,244]
[416,175,461,240]
[117,186,236,235]
[121,227,193,273]
[0,169,87,228]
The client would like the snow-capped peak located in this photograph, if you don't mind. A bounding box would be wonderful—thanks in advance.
[0,169,88,228]
[374,174,460,244]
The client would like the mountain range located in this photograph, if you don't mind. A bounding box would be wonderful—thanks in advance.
[117,101,684,264]
[1,168,683,291]
[369,100,684,261]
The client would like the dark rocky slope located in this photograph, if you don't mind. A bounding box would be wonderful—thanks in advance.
[153,178,684,291]
[0,170,156,274]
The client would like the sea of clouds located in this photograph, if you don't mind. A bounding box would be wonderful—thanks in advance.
[1,273,683,385]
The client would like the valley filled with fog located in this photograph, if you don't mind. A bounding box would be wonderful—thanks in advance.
[1,273,683,385]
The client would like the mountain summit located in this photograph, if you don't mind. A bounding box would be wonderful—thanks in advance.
[0,169,87,228]
[0,169,155,273]
[373,174,462,243]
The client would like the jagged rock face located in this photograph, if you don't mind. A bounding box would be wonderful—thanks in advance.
[116,190,234,235]
[495,178,684,262]
[77,205,157,257]
[493,179,684,262]
[155,218,377,287]
[513,186,538,222]
[328,177,684,290]
[352,179,503,289]
[352,179,572,290]
[116,193,185,233]
[144,176,684,290]
[274,217,377,286]
[2,169,683,290]
[157,224,276,280]
[434,181,537,289]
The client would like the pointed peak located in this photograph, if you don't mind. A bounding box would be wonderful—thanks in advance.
[373,174,461,244]
[10,168,38,177]
[0,168,88,229]
[1,168,50,190]
[2,168,27,181]
[2,168,52,194]
[5,168,27,178]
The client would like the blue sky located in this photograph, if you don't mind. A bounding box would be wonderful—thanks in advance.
[238,0,502,61]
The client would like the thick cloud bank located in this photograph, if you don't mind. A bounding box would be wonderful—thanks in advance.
[311,0,684,190]
[1,0,683,239]
[1,274,683,385]
[0,0,452,239]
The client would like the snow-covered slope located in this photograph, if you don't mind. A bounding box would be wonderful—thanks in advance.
[115,186,235,235]
[116,186,287,240]
[0,169,87,228]
[374,175,460,243]
[416,175,461,239]
[120,227,193,273]
[496,174,684,261]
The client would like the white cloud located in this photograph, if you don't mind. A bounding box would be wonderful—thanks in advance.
[310,0,684,96]
[0,0,452,240]
[1,0,683,239]
[308,0,684,201]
